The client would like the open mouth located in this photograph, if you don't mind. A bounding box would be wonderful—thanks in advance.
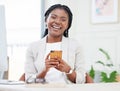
[52,25,61,30]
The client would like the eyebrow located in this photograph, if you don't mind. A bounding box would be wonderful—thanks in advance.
[51,14,68,19]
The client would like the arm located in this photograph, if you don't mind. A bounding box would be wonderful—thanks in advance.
[74,44,86,83]
[66,39,86,83]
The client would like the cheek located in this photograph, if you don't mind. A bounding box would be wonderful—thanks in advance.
[63,23,68,29]
[64,21,69,28]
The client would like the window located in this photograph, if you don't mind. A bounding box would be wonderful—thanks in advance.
[5,0,42,80]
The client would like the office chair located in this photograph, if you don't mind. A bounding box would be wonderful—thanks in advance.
[85,73,94,83]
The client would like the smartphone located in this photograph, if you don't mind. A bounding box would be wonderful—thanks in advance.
[50,50,62,59]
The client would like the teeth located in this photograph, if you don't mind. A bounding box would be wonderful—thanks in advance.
[53,25,61,29]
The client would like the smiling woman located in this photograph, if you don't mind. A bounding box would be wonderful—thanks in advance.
[24,4,86,84]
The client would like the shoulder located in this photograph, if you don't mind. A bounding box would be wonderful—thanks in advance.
[28,40,40,48]
[63,37,80,46]
[65,37,84,52]
[28,37,46,49]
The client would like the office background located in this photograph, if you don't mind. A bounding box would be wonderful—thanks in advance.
[0,0,120,81]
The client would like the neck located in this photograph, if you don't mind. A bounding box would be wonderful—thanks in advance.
[46,35,62,43]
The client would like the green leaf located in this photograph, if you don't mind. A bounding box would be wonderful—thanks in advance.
[106,64,113,67]
[101,72,108,82]
[96,60,105,66]
[89,66,95,79]
[109,71,117,82]
[99,48,110,60]
[100,71,117,82]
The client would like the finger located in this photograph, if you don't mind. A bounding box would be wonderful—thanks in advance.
[45,53,50,60]
[45,61,54,68]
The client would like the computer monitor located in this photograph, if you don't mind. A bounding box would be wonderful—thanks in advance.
[0,5,8,79]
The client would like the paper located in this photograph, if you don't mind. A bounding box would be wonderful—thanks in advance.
[0,80,25,85]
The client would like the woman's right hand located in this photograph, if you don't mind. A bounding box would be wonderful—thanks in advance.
[36,53,54,79]
[45,53,60,71]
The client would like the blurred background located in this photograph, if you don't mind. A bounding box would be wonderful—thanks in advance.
[0,0,120,83]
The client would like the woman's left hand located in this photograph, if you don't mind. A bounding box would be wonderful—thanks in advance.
[55,57,71,73]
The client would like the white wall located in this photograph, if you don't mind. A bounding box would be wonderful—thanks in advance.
[45,0,120,70]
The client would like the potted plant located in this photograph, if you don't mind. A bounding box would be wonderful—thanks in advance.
[89,48,118,82]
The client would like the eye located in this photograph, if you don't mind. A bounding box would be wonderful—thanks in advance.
[61,18,67,22]
[51,15,56,19]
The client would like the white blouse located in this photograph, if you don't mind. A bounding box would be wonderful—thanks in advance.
[44,42,66,83]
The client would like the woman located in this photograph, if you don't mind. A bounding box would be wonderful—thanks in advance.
[25,4,86,84]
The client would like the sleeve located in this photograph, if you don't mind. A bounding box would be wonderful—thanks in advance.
[75,42,86,83]
[65,39,86,84]
[24,44,37,83]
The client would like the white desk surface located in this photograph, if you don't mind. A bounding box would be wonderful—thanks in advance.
[0,82,120,91]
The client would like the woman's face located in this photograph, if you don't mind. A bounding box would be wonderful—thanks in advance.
[46,8,69,37]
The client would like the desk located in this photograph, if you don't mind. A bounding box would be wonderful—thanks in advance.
[0,83,120,91]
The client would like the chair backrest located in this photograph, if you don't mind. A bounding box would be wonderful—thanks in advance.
[85,73,94,83]
[19,73,25,81]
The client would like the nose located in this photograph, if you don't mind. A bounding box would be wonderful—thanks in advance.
[54,18,61,24]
